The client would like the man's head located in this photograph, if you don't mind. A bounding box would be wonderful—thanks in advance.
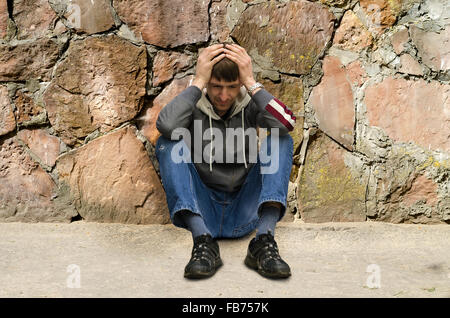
[207,57,242,116]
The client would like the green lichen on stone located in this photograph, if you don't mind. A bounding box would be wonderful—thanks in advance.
[298,132,366,212]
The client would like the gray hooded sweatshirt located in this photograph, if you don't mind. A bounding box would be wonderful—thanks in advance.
[156,85,296,192]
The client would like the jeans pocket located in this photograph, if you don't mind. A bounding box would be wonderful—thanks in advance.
[232,218,258,238]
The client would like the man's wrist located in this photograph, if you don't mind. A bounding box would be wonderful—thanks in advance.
[244,79,257,91]
[192,78,207,91]
[247,82,264,96]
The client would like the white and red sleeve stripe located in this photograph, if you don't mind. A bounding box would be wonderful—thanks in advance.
[265,98,296,131]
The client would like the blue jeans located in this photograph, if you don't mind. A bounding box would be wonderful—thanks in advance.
[155,134,293,239]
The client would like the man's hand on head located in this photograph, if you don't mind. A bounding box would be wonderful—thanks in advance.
[192,44,226,91]
[223,44,259,94]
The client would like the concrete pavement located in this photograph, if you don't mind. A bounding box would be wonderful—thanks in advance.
[0,220,449,298]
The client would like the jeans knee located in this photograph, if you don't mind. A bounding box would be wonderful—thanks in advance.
[156,135,178,157]
[156,135,190,163]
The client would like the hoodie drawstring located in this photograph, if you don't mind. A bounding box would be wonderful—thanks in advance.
[208,106,247,172]
[241,108,247,169]
[209,111,213,172]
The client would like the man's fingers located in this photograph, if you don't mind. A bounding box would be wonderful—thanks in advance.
[209,47,225,59]
[211,53,226,64]
[205,44,225,55]
[224,51,239,63]
[224,44,239,54]
[199,44,224,58]
[227,43,246,54]
[224,48,244,62]
[208,43,225,51]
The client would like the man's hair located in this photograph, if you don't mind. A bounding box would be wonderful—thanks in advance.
[211,57,239,82]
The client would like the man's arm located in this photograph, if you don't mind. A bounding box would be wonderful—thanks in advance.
[156,86,202,139]
[156,44,226,139]
[224,44,296,135]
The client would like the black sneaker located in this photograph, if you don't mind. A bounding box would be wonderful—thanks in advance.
[184,234,223,279]
[244,233,291,279]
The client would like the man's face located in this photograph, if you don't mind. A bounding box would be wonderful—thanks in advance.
[206,77,242,116]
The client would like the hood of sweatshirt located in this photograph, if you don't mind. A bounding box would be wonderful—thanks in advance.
[196,86,251,120]
[195,86,252,172]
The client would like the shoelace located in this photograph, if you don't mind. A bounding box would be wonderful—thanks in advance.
[256,242,282,261]
[192,242,216,262]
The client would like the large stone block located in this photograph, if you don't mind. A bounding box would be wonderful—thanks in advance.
[410,25,450,72]
[113,0,210,47]
[297,131,367,223]
[13,0,57,39]
[49,0,115,35]
[333,10,373,53]
[209,0,232,43]
[0,0,8,39]
[366,147,449,224]
[359,0,399,35]
[43,35,147,146]
[365,77,450,153]
[390,27,409,55]
[152,51,193,87]
[0,38,60,81]
[17,129,61,167]
[138,76,194,146]
[13,90,46,127]
[0,137,76,222]
[398,53,423,76]
[56,126,170,224]
[0,86,15,137]
[231,0,334,75]
[309,56,355,150]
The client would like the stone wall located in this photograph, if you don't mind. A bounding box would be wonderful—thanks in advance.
[0,0,448,224]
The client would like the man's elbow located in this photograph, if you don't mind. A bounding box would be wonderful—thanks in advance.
[156,119,173,139]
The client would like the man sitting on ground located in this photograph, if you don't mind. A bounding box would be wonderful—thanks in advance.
[155,43,296,279]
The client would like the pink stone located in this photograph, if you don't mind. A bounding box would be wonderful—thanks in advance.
[390,27,409,55]
[346,60,368,87]
[63,0,115,35]
[0,86,16,136]
[17,129,61,167]
[210,0,232,43]
[0,137,56,210]
[333,10,373,53]
[0,38,60,81]
[43,35,147,146]
[359,0,398,35]
[309,56,355,150]
[152,51,193,86]
[231,0,335,74]
[138,76,194,145]
[399,54,423,76]
[297,131,367,223]
[365,77,450,152]
[403,174,438,207]
[113,0,210,48]
[13,90,46,125]
[56,126,170,224]
[0,0,7,39]
[410,25,450,72]
[13,0,57,39]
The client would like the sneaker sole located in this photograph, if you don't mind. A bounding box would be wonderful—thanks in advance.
[184,258,223,279]
[244,255,291,279]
